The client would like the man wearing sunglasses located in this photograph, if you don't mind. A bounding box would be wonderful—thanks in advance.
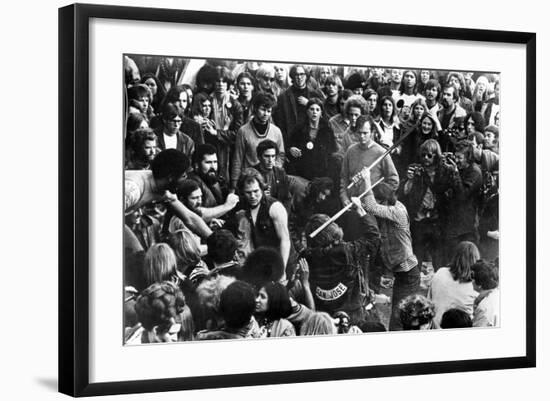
[154,103,195,160]
[401,139,459,271]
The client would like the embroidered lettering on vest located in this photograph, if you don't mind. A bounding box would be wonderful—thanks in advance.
[315,283,348,301]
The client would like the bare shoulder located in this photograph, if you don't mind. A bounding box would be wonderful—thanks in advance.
[269,200,287,219]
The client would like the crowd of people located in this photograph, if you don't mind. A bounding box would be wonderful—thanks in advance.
[123,56,500,344]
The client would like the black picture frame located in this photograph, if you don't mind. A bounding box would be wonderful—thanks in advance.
[59,3,536,397]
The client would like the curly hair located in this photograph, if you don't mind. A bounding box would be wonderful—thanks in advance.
[135,281,185,332]
[398,294,435,330]
[196,275,236,314]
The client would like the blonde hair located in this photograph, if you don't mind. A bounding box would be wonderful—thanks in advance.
[169,228,201,272]
[143,243,177,287]
[300,312,337,336]
[196,275,236,314]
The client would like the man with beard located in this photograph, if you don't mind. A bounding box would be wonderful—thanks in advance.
[203,66,243,182]
[231,93,285,189]
[125,128,158,170]
[164,179,239,233]
[251,139,291,210]
[423,79,443,132]
[188,144,229,208]
[273,64,324,146]
[124,149,212,240]
[232,168,296,282]
[401,139,458,271]
[438,84,467,152]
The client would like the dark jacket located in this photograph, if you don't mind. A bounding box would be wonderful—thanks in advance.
[273,85,324,144]
[447,162,483,237]
[303,214,380,323]
[400,159,459,223]
[287,119,337,180]
[187,171,228,207]
[252,163,292,210]
[154,128,195,159]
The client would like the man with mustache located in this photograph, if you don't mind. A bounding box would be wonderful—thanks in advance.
[124,149,212,242]
[438,84,467,152]
[188,144,229,208]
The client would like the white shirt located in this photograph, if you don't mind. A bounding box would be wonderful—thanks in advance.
[163,133,178,149]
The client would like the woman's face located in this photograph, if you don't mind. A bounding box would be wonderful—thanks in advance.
[176,91,188,112]
[421,116,433,134]
[466,118,476,134]
[186,89,193,108]
[420,70,430,83]
[348,106,362,127]
[255,287,269,313]
[413,104,425,119]
[382,99,393,118]
[238,77,254,98]
[307,104,322,123]
[274,65,286,82]
[200,99,212,117]
[367,95,377,112]
[144,78,158,96]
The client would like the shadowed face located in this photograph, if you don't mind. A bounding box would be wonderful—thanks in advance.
[357,122,374,148]
[243,180,263,208]
[260,148,277,170]
[144,78,157,96]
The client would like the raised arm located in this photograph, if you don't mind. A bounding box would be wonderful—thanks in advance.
[198,193,240,222]
[165,194,212,239]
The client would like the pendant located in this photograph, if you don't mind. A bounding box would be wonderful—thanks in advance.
[306,141,314,150]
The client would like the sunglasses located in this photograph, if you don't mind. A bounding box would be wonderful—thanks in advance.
[421,153,435,159]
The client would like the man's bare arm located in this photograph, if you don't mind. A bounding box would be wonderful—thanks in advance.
[270,201,291,269]
[168,198,212,239]
[198,193,239,222]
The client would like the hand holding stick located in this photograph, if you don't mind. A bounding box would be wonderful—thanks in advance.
[309,177,383,239]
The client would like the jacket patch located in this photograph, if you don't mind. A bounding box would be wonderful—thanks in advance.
[315,283,348,301]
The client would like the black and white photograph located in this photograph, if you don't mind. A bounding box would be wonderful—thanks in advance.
[123,56,501,344]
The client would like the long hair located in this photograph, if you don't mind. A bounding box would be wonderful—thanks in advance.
[398,69,419,95]
[262,282,292,321]
[142,243,177,287]
[473,75,490,105]
[449,241,480,283]
[191,91,211,118]
[419,138,442,163]
[168,228,202,273]
[418,113,439,139]
[300,312,337,336]
[378,95,398,124]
